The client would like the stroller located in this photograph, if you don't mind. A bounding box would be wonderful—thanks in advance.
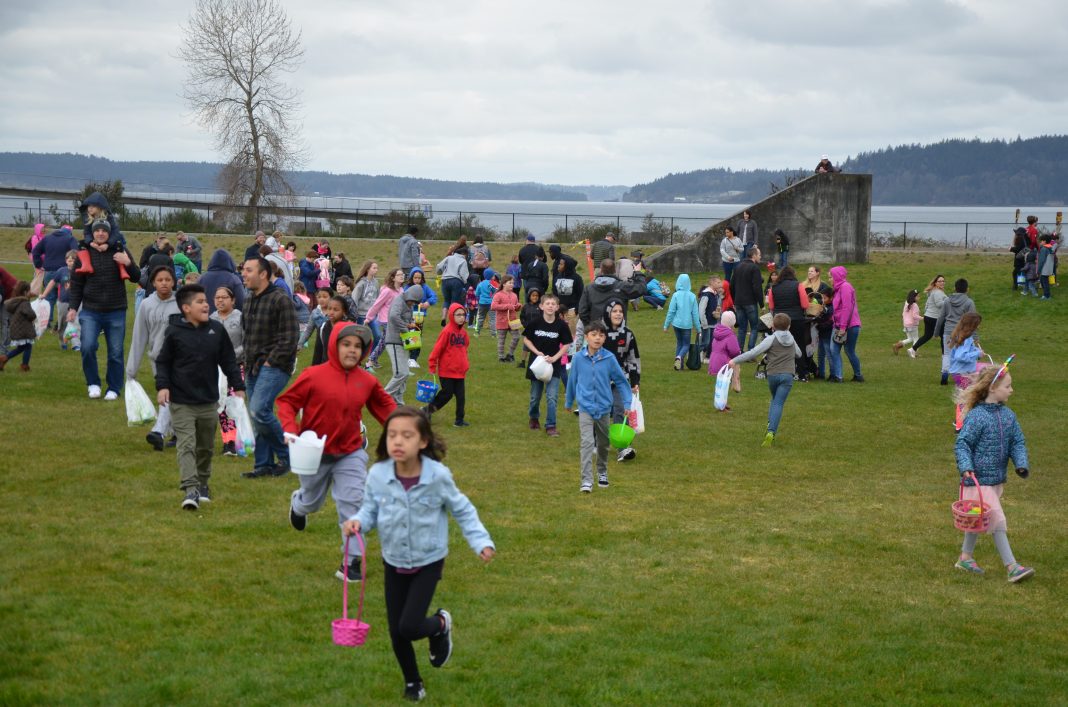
[753,313,774,379]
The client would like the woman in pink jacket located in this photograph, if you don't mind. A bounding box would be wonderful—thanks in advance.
[828,266,863,383]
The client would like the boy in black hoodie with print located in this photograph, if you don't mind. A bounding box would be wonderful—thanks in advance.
[155,284,245,511]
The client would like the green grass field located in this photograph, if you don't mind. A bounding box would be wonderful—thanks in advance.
[2,229,1066,705]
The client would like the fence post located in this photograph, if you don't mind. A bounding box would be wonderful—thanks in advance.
[903,221,907,249]
[670,217,675,244]
[38,198,42,221]
[512,213,515,240]
[158,203,162,227]
[617,216,621,233]
[304,207,308,234]
[564,214,568,238]
[965,223,969,249]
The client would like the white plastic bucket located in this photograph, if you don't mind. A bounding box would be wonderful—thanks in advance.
[529,356,554,382]
[285,431,327,475]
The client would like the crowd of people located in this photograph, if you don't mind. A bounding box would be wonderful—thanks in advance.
[0,210,1045,702]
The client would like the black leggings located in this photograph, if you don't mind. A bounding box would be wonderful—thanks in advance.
[911,316,943,353]
[788,319,811,377]
[431,377,466,422]
[384,559,444,684]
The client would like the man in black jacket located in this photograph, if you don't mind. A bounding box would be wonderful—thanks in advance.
[577,260,648,328]
[731,247,764,352]
[67,220,137,400]
[244,231,267,262]
[156,284,245,510]
[518,234,546,298]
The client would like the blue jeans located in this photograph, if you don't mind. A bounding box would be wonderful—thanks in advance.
[816,332,832,377]
[673,326,692,359]
[777,252,788,268]
[723,261,736,283]
[766,373,794,434]
[441,278,466,316]
[829,326,862,379]
[78,309,126,392]
[699,326,713,355]
[528,376,560,428]
[245,365,291,470]
[736,304,760,351]
[43,270,59,325]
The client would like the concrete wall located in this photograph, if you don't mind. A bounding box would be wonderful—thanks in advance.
[644,173,872,273]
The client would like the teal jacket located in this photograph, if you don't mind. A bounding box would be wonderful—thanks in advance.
[353,456,494,569]
[663,274,700,331]
[565,345,632,418]
[955,403,1029,486]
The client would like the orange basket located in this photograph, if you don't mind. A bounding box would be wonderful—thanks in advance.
[951,471,990,533]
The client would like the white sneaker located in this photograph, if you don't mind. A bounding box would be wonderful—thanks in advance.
[907,348,916,359]
[104,390,119,401]
[88,385,102,399]
[408,359,419,369]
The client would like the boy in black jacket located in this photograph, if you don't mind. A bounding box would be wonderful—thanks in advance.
[156,284,245,510]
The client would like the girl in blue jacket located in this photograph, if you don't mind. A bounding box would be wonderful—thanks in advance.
[954,363,1032,582]
[343,407,495,702]
[662,273,701,370]
[948,312,983,432]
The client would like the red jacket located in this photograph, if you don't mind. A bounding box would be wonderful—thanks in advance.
[0,267,16,300]
[721,280,735,312]
[277,322,396,456]
[427,303,470,378]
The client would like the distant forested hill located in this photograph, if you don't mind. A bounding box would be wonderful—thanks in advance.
[623,136,1068,206]
[0,153,591,201]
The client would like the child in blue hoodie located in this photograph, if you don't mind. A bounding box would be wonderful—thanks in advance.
[473,268,498,335]
[662,273,701,371]
[565,321,633,492]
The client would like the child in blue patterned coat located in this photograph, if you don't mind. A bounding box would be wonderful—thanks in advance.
[953,364,1033,582]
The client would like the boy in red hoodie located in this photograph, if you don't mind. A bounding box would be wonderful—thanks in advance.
[491,275,522,362]
[426,302,471,427]
[277,322,396,582]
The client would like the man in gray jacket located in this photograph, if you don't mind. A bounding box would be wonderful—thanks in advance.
[935,278,976,384]
[398,226,421,276]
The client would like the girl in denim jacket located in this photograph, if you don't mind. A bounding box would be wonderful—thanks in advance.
[954,364,1033,582]
[343,407,495,702]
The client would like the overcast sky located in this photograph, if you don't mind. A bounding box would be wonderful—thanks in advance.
[2,0,1067,187]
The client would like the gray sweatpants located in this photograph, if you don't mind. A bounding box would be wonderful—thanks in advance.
[578,412,610,487]
[384,343,409,404]
[291,449,370,557]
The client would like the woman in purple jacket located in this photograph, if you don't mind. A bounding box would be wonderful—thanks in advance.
[828,266,863,383]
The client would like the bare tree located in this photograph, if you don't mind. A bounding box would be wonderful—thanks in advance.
[178,0,306,212]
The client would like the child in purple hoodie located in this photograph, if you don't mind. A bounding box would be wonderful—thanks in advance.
[707,310,742,404]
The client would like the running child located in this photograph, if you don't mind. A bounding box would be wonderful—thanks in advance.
[427,303,471,427]
[490,275,521,362]
[312,295,352,366]
[604,300,641,461]
[404,267,437,367]
[335,276,358,321]
[127,265,181,451]
[565,320,633,491]
[953,363,1033,582]
[522,293,572,436]
[0,281,37,372]
[464,285,478,327]
[155,284,245,510]
[342,407,495,702]
[473,268,498,335]
[730,313,801,447]
[299,287,332,350]
[365,268,406,369]
[893,289,921,356]
[278,323,396,581]
[210,286,244,456]
[384,285,425,404]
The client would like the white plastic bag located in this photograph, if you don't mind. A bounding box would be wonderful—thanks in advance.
[225,395,255,454]
[529,355,553,382]
[217,367,229,414]
[714,364,733,411]
[125,379,157,426]
[627,392,645,434]
[31,299,50,338]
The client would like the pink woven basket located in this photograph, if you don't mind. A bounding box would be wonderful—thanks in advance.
[332,534,370,647]
[951,471,991,533]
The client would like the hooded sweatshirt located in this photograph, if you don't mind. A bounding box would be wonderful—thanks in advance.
[732,329,801,376]
[552,257,584,311]
[520,287,543,329]
[352,274,380,318]
[663,274,701,331]
[126,292,180,379]
[605,306,641,387]
[385,285,423,344]
[199,249,246,312]
[436,252,469,283]
[154,313,244,405]
[935,291,975,338]
[32,229,79,271]
[406,267,439,306]
[398,234,421,270]
[428,303,471,378]
[78,192,124,247]
[707,323,741,376]
[564,345,632,417]
[277,323,396,457]
[474,267,499,305]
[830,266,862,330]
[577,271,647,326]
